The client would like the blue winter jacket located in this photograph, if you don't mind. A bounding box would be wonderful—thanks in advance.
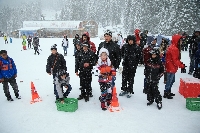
[0,56,17,79]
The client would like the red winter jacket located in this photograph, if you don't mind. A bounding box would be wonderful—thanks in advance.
[165,34,184,73]
[134,29,141,45]
[81,32,96,53]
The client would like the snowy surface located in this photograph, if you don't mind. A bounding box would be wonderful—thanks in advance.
[0,37,199,133]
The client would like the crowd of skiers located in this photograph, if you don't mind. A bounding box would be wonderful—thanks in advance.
[1,28,200,111]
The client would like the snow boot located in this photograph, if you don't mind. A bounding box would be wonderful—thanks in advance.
[163,90,173,99]
[157,102,162,110]
[169,89,175,96]
[89,88,93,97]
[119,90,128,96]
[147,101,153,106]
[15,93,21,99]
[77,94,84,100]
[101,102,107,111]
[7,96,14,101]
[127,92,132,98]
[84,95,89,102]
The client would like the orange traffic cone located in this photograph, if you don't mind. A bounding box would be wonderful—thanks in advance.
[30,81,42,104]
[109,86,122,112]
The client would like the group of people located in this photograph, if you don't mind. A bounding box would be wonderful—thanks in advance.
[21,34,40,55]
[1,28,200,111]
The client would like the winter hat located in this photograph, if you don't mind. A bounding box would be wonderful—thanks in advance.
[51,44,57,50]
[98,48,109,57]
[126,35,136,43]
[150,47,160,55]
[104,30,112,37]
[81,41,90,48]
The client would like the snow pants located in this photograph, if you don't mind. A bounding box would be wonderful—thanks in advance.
[147,81,162,103]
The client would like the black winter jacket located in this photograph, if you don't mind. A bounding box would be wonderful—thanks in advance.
[97,40,121,69]
[121,43,141,69]
[46,53,67,74]
[189,35,199,56]
[75,50,96,73]
[144,57,164,83]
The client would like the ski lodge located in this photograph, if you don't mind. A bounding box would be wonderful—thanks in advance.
[15,20,98,38]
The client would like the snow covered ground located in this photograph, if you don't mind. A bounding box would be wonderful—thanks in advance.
[0,37,199,133]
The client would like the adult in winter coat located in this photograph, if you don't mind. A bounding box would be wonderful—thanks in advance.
[62,35,69,56]
[117,33,123,48]
[0,50,21,101]
[97,30,121,88]
[164,34,186,99]
[75,42,97,102]
[188,29,200,75]
[119,35,140,98]
[33,36,40,55]
[134,28,141,45]
[193,38,200,79]
[181,32,190,51]
[46,44,67,100]
[143,36,157,94]
[73,34,80,56]
[27,35,32,49]
[144,48,163,110]
[80,32,96,54]
[138,30,148,65]
[159,38,169,84]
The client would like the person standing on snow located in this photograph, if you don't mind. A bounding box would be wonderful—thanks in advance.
[139,30,148,66]
[62,35,69,56]
[75,41,97,102]
[143,36,157,94]
[4,35,8,44]
[119,35,140,98]
[97,30,121,89]
[80,32,96,54]
[27,35,32,49]
[188,29,200,75]
[97,48,116,110]
[144,48,164,110]
[33,36,40,55]
[0,50,21,101]
[73,34,80,56]
[164,34,186,99]
[46,44,67,101]
[117,33,123,49]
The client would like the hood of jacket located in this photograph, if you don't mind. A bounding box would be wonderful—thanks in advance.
[171,34,182,48]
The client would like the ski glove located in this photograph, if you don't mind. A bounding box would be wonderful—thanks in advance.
[181,64,186,73]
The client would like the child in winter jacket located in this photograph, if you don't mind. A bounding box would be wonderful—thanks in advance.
[97,48,116,110]
[0,50,21,101]
[4,35,8,44]
[22,39,27,50]
[144,48,164,110]
[54,69,72,103]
